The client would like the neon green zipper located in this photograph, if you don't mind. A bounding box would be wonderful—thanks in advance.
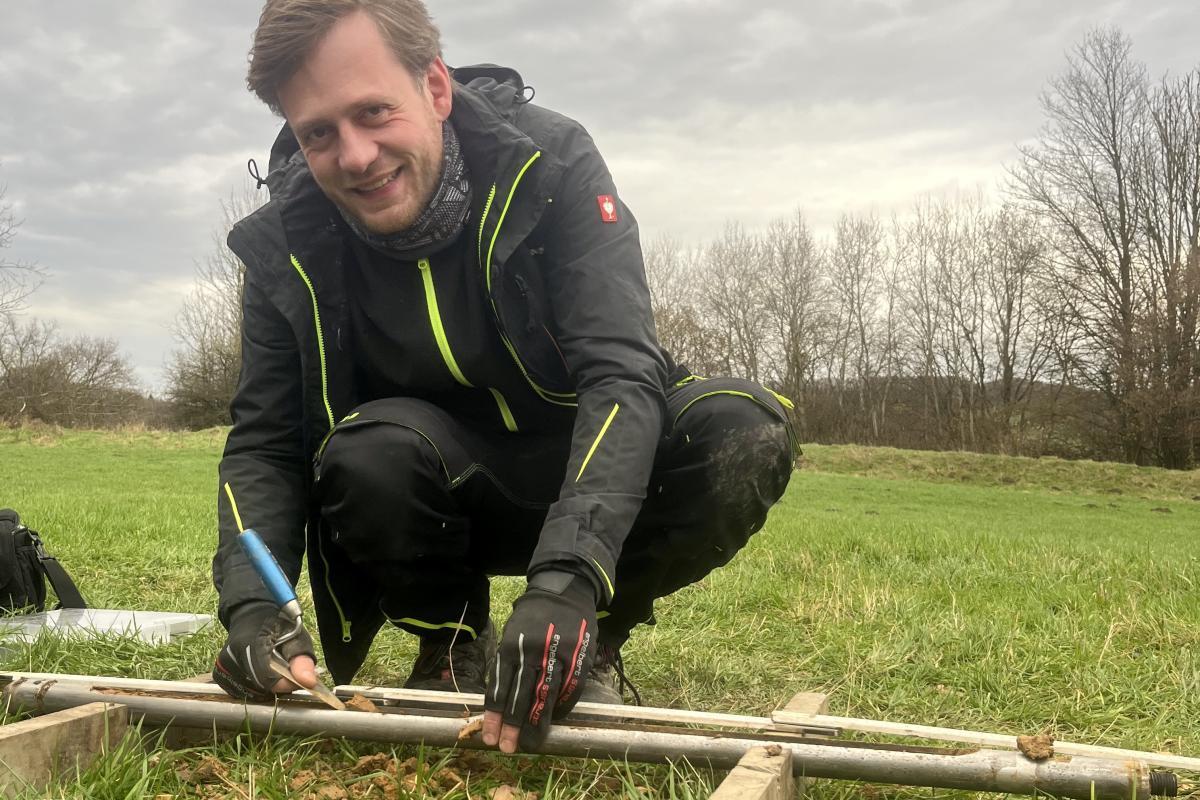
[485,153,542,294]
[289,254,349,641]
[289,255,335,430]
[317,533,352,642]
[477,184,497,270]
[418,258,519,431]
[418,258,472,387]
[384,615,477,639]
[477,152,578,408]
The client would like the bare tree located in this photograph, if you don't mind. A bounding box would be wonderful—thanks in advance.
[0,178,45,319]
[932,193,992,449]
[53,334,139,424]
[759,212,828,422]
[0,316,138,425]
[895,199,951,446]
[983,204,1061,451]
[0,316,56,420]
[1130,69,1200,467]
[698,223,768,382]
[165,185,263,428]
[1009,28,1149,461]
[825,212,892,442]
[642,234,722,376]
[892,193,1058,452]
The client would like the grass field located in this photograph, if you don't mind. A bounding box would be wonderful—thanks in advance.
[2,425,1199,798]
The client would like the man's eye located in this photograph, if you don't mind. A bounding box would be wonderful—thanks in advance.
[363,106,387,120]
[303,127,330,144]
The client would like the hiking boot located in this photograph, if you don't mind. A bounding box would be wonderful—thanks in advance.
[404,621,495,694]
[578,642,629,706]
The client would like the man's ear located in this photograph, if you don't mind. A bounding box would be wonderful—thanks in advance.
[425,57,453,121]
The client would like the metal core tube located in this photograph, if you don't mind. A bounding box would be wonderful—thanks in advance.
[3,680,1164,800]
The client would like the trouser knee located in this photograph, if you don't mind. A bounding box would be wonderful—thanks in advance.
[601,391,794,642]
[315,421,461,564]
[667,393,793,563]
[316,418,489,636]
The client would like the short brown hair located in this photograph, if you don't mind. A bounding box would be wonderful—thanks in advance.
[247,0,442,115]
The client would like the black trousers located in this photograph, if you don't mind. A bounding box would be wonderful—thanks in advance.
[314,378,795,647]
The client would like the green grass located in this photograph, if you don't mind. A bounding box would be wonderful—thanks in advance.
[2,424,1199,798]
[800,442,1200,501]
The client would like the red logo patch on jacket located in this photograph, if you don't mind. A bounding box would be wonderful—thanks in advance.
[597,195,618,223]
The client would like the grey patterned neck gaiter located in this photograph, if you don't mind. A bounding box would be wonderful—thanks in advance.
[340,121,472,259]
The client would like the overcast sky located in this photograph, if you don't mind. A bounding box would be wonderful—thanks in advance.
[1,1,1197,391]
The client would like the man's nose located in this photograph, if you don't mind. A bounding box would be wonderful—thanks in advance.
[337,125,379,175]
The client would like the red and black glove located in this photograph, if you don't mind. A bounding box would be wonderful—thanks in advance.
[212,601,315,701]
[485,571,598,751]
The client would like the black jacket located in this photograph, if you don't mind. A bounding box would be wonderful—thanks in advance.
[213,67,670,682]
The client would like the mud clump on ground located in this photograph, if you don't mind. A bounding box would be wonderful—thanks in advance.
[174,746,535,799]
[177,754,229,785]
[345,694,380,712]
[1016,733,1054,761]
[350,754,395,776]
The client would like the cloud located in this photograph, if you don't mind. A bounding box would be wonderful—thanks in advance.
[25,270,196,393]
[1,0,1197,388]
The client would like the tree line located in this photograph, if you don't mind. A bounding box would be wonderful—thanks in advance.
[2,29,1196,468]
[649,28,1199,468]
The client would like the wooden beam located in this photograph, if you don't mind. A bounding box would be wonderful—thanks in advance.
[783,693,829,715]
[783,692,830,797]
[709,745,793,800]
[0,702,127,798]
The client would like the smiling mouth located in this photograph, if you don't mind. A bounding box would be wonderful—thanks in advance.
[352,166,402,194]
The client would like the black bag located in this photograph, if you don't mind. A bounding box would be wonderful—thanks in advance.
[0,509,87,612]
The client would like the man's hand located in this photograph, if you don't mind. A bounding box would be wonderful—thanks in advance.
[212,601,318,699]
[483,573,598,753]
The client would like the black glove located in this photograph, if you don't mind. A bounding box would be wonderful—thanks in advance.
[486,571,599,751]
[212,601,315,701]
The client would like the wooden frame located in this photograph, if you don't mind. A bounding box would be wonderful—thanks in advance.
[0,702,127,798]
[710,691,829,799]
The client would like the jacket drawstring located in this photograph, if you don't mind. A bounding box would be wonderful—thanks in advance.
[247,158,268,190]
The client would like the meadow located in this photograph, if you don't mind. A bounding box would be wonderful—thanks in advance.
[2,426,1198,798]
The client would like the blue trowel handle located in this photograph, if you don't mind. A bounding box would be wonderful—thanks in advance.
[238,528,302,621]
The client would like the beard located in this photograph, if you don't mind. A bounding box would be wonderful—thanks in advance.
[335,121,473,258]
[341,135,444,235]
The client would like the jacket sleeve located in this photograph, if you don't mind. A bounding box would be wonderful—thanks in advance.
[527,123,669,604]
[212,269,309,628]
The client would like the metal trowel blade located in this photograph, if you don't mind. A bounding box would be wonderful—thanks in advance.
[268,658,346,710]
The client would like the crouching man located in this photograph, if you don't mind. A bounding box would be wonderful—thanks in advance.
[211,0,797,754]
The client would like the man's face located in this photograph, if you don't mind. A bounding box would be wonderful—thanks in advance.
[277,11,452,235]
